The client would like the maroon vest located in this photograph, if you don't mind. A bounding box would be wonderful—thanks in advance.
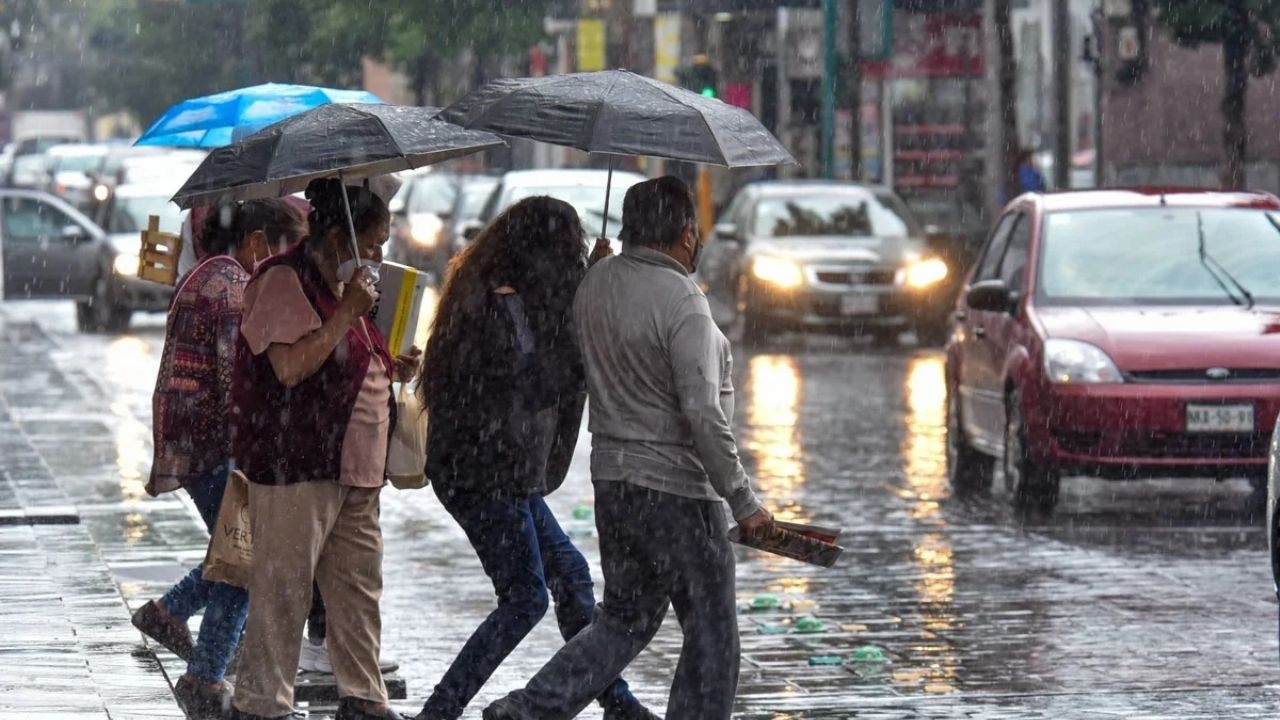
[230,243,396,485]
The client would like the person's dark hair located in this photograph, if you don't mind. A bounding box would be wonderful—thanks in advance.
[618,176,696,249]
[303,178,390,249]
[201,198,305,256]
[419,196,586,407]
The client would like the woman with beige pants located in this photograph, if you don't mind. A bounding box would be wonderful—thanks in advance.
[228,179,419,720]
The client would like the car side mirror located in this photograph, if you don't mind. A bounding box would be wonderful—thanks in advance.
[966,279,1017,314]
[714,222,740,243]
[61,224,88,241]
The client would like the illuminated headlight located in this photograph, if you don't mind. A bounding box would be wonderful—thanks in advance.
[904,256,949,289]
[751,256,804,289]
[113,253,139,277]
[410,213,444,247]
[1043,339,1123,384]
[92,184,110,202]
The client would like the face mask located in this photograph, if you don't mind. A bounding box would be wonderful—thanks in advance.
[252,245,274,273]
[338,256,381,284]
[689,239,703,274]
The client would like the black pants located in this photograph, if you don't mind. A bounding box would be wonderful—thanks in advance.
[497,480,740,720]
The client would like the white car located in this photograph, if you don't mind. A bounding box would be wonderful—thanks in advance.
[45,143,110,208]
[90,182,185,330]
[474,168,649,253]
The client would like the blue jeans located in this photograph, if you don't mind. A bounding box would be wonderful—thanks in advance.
[159,462,249,683]
[422,489,639,719]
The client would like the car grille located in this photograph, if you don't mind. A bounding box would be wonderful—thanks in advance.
[1055,429,1265,459]
[812,267,897,286]
[1126,368,1280,384]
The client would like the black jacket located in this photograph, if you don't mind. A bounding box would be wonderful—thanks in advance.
[426,291,585,499]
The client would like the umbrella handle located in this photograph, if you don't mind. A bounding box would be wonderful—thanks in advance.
[600,157,614,241]
[337,170,363,271]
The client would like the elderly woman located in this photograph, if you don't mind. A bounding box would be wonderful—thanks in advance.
[229,179,417,720]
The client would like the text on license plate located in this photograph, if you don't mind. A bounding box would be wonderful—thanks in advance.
[840,294,878,316]
[1185,404,1254,433]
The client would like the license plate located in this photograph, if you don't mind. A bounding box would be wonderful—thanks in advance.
[840,294,878,316]
[1185,403,1254,433]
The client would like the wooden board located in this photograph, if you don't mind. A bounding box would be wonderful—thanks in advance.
[137,215,182,286]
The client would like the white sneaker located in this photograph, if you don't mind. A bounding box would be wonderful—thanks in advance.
[298,637,333,674]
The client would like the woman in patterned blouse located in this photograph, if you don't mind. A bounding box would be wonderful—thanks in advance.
[132,198,305,719]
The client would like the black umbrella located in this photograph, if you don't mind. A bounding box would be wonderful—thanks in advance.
[438,69,794,237]
[172,103,505,265]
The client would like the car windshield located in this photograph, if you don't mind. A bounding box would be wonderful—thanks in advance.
[111,194,182,234]
[458,180,498,219]
[508,183,634,237]
[1038,208,1280,305]
[752,192,921,238]
[55,154,104,173]
[407,174,460,215]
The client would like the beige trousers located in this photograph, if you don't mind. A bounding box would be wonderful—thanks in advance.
[233,481,387,717]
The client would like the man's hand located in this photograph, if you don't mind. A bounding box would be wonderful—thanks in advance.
[589,237,613,267]
[736,508,774,542]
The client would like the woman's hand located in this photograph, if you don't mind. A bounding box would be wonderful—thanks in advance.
[340,266,379,320]
[394,346,423,383]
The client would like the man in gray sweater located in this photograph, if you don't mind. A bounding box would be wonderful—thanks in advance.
[484,176,774,720]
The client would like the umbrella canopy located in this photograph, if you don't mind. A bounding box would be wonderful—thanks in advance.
[171,103,505,209]
[437,69,794,168]
[137,82,384,148]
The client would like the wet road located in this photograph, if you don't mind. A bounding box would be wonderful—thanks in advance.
[6,299,1278,719]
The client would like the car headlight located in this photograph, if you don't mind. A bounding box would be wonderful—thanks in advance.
[1043,339,1123,384]
[904,256,948,289]
[113,253,139,278]
[410,213,443,247]
[751,256,804,289]
[92,184,111,202]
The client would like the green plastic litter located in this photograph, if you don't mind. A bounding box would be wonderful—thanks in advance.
[849,645,888,663]
[756,623,789,635]
[793,615,826,634]
[749,594,782,610]
[572,505,594,520]
[808,655,844,666]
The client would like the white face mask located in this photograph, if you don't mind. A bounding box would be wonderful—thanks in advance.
[252,245,274,272]
[337,256,381,284]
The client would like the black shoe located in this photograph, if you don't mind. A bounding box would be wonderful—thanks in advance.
[335,697,404,720]
[229,708,295,720]
[133,599,194,661]
[603,701,663,720]
[174,675,231,720]
[482,696,526,720]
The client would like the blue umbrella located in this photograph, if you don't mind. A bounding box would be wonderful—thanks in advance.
[136,82,384,148]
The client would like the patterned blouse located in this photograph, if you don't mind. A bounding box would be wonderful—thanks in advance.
[146,255,248,496]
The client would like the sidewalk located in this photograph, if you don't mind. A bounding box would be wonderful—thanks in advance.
[0,318,181,719]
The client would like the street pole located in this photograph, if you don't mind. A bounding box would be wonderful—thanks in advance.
[847,0,863,182]
[1052,0,1071,189]
[1090,4,1105,187]
[777,7,793,179]
[820,0,837,179]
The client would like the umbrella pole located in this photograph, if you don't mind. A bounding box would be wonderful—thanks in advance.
[337,170,362,264]
[601,156,614,240]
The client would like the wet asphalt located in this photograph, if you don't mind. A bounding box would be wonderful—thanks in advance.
[1,299,1277,719]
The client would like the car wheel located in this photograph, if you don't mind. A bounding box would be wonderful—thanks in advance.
[1004,389,1060,514]
[77,275,131,333]
[947,388,994,495]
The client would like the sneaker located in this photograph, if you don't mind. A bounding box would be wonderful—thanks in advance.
[174,674,231,720]
[334,697,404,720]
[298,637,333,674]
[132,599,194,661]
[603,701,663,720]
[297,637,401,675]
[482,696,527,720]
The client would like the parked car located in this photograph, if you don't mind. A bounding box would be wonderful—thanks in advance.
[475,168,648,252]
[946,188,1280,514]
[44,143,109,208]
[8,153,49,189]
[698,181,951,345]
[0,188,170,331]
[387,171,464,279]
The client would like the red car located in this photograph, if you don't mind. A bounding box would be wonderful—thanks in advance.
[945,188,1280,512]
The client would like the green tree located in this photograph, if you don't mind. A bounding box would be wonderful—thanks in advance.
[1154,0,1280,189]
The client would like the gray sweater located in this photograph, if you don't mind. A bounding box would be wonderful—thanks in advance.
[573,243,762,521]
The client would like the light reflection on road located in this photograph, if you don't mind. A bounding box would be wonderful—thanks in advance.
[744,353,809,524]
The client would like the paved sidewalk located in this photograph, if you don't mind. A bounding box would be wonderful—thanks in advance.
[0,318,181,719]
